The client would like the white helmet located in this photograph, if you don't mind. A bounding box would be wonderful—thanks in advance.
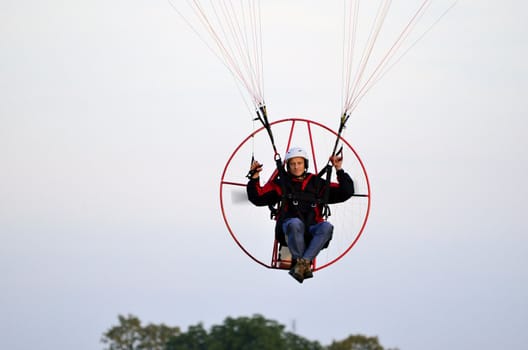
[284,147,309,169]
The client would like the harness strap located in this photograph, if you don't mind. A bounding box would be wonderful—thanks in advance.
[254,104,280,156]
[269,155,288,220]
[318,144,344,219]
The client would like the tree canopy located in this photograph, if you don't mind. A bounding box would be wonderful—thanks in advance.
[101,314,180,350]
[102,314,398,350]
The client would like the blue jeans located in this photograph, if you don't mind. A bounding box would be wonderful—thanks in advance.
[282,217,334,261]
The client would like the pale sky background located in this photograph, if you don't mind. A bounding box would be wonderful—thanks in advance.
[1,1,527,350]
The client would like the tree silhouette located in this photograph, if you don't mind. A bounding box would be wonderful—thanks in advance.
[102,314,397,350]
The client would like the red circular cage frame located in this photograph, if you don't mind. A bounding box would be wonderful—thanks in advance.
[219,117,371,271]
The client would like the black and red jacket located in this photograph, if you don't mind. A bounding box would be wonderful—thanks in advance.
[247,169,355,245]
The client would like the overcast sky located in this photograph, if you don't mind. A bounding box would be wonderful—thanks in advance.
[1,1,527,350]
